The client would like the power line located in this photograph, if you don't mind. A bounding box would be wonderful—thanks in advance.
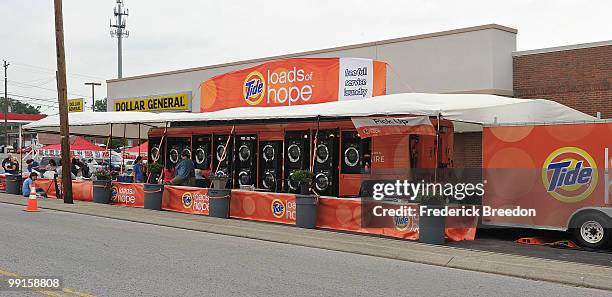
[6,79,89,98]
[10,61,106,80]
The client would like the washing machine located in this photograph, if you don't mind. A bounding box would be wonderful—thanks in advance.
[260,168,279,191]
[237,168,254,186]
[212,135,232,176]
[285,169,301,193]
[341,131,364,174]
[284,130,309,169]
[314,169,334,195]
[259,140,282,191]
[148,137,164,165]
[193,135,211,170]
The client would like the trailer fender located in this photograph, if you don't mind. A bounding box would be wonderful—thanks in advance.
[567,207,612,230]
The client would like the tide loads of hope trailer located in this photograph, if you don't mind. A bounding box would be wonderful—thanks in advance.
[483,121,611,249]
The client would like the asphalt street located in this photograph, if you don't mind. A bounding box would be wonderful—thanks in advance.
[0,203,610,297]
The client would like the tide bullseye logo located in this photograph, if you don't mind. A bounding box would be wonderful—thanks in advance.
[393,215,414,232]
[542,147,598,203]
[182,192,193,209]
[243,71,265,106]
[271,199,285,218]
[111,186,119,202]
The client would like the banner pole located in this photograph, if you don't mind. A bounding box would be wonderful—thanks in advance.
[435,113,440,183]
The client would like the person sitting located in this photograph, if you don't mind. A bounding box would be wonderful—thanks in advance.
[132,156,145,183]
[26,159,40,173]
[170,151,195,186]
[2,154,18,174]
[42,159,58,179]
[22,172,46,198]
[160,166,175,185]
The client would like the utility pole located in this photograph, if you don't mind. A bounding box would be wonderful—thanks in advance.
[53,0,73,204]
[110,0,129,79]
[3,60,8,148]
[84,82,101,111]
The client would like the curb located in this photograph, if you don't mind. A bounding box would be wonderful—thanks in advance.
[1,194,611,291]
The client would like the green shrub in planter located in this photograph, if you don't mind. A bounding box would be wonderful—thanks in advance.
[291,170,313,194]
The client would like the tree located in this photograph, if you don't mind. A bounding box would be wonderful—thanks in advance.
[0,97,42,114]
[94,98,107,112]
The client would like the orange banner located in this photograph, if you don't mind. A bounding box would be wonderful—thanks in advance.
[483,122,612,229]
[227,191,474,241]
[352,116,436,138]
[230,190,296,224]
[200,58,387,112]
[0,174,5,192]
[32,178,92,201]
[111,182,144,207]
[162,185,210,215]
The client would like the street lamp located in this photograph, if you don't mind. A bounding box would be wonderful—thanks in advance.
[84,82,102,111]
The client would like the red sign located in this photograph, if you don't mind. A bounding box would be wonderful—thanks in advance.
[230,190,296,224]
[162,186,210,215]
[352,116,436,138]
[111,182,144,207]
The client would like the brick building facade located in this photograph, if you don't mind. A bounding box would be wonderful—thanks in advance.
[513,41,611,119]
[453,41,611,169]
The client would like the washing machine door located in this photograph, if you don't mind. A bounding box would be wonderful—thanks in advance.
[344,146,360,167]
[262,171,276,189]
[169,148,180,164]
[216,144,227,161]
[287,172,299,191]
[262,144,275,162]
[238,170,251,185]
[315,173,330,191]
[195,147,207,165]
[238,144,251,162]
[316,144,329,164]
[182,148,192,159]
[150,146,160,162]
[287,143,301,163]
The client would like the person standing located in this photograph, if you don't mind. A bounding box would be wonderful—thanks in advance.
[171,151,195,186]
[133,156,145,183]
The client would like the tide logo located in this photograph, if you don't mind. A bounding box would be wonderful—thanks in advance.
[110,186,119,202]
[394,215,414,232]
[271,199,285,218]
[243,71,265,106]
[182,192,193,209]
[542,147,598,203]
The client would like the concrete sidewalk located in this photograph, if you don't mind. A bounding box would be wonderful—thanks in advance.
[1,193,611,291]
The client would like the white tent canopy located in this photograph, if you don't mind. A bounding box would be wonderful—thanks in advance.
[24,93,597,137]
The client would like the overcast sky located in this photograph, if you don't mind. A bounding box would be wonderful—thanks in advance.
[1,0,610,114]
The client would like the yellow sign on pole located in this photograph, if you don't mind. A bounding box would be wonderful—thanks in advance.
[68,98,84,113]
[112,92,191,112]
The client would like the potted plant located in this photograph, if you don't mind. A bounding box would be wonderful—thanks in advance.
[416,193,447,244]
[144,162,164,210]
[92,170,112,204]
[209,171,231,189]
[147,162,163,184]
[291,170,313,195]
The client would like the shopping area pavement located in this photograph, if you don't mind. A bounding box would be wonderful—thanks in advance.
[1,193,611,292]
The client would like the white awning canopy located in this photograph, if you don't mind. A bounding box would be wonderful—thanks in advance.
[24,93,598,137]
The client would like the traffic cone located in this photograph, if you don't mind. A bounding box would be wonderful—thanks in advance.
[24,186,40,212]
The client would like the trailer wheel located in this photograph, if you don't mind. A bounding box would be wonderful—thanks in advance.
[571,212,612,249]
